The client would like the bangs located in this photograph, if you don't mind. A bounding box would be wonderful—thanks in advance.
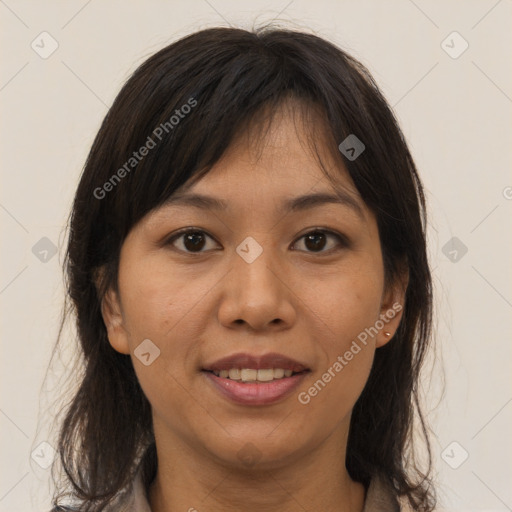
[91,29,374,234]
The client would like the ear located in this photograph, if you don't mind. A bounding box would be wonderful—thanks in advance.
[100,287,131,355]
[376,266,409,348]
[95,268,130,355]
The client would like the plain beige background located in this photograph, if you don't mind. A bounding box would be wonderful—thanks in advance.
[1,1,511,511]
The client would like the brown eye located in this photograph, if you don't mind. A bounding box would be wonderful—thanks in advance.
[293,230,348,254]
[167,229,218,253]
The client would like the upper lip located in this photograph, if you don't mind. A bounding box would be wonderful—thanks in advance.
[203,352,309,373]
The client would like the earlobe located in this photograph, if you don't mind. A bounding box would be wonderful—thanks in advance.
[377,268,409,348]
[100,287,131,355]
[376,301,404,348]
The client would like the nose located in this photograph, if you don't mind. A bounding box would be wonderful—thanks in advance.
[217,242,296,332]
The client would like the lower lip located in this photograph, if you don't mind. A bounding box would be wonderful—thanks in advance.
[202,371,309,406]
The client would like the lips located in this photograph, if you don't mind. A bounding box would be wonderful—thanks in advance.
[203,371,308,405]
[202,352,309,373]
[201,352,311,405]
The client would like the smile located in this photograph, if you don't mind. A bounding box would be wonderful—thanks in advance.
[211,368,296,382]
[202,369,309,405]
[201,351,311,405]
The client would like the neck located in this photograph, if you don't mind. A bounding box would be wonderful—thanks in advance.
[147,421,365,512]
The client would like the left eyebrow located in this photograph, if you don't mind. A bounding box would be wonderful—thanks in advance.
[163,191,365,221]
[280,191,365,220]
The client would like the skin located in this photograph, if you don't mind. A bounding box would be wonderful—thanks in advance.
[100,102,407,512]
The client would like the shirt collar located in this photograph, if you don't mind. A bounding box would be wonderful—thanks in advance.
[119,469,399,512]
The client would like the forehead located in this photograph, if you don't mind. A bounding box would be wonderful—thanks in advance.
[172,101,363,211]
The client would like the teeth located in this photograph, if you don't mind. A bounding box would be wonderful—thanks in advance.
[211,368,298,382]
[273,368,285,379]
[241,369,257,382]
[256,369,274,382]
[228,368,241,380]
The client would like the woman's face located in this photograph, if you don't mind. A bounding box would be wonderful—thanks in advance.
[101,106,406,471]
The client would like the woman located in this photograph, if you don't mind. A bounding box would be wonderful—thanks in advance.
[50,26,436,511]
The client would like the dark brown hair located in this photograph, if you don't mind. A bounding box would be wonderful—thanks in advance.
[52,25,435,511]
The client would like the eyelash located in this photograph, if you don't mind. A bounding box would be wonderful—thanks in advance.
[165,227,350,255]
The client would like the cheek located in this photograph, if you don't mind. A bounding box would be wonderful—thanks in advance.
[296,257,384,413]
[303,255,384,345]
[118,255,206,343]
[117,254,218,395]
[117,256,209,424]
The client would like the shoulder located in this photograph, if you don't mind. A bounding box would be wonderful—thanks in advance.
[363,474,401,512]
[48,469,149,512]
